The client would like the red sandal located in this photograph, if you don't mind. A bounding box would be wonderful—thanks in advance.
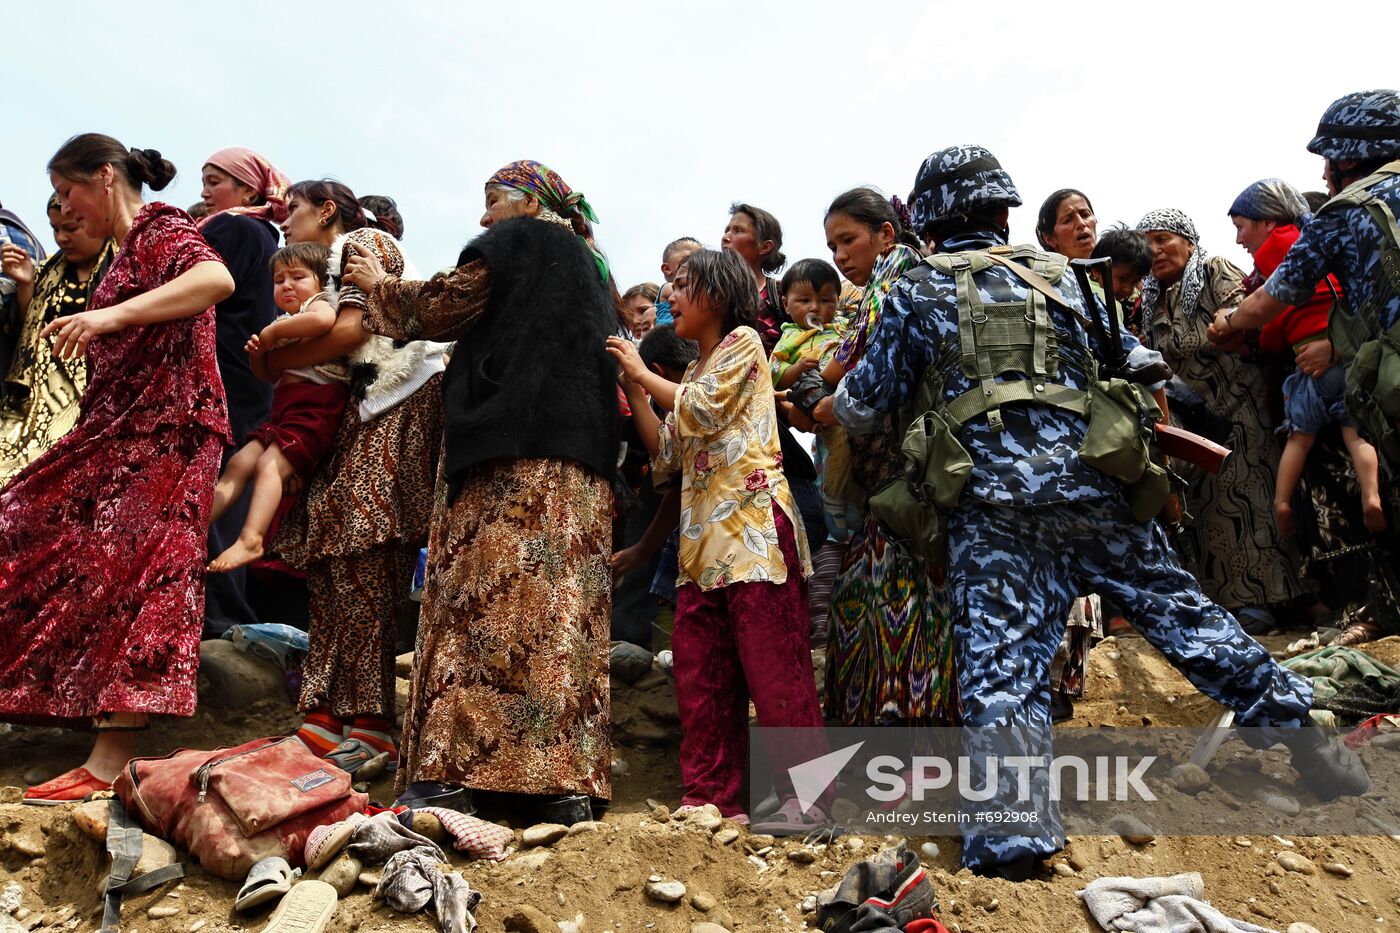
[23,767,113,806]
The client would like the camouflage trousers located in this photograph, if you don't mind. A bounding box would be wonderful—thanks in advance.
[946,494,1313,871]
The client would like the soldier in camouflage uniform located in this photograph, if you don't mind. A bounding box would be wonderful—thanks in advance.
[826,145,1370,880]
[1215,89,1400,641]
[1220,90,1400,337]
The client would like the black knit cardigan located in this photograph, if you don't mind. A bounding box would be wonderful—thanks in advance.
[442,216,619,497]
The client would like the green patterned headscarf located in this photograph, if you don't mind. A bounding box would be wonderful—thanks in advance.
[486,159,608,283]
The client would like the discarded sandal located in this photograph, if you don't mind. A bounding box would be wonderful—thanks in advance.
[750,797,829,835]
[23,767,112,806]
[323,738,395,777]
[1333,621,1383,647]
[257,879,338,933]
[304,813,366,870]
[236,856,301,913]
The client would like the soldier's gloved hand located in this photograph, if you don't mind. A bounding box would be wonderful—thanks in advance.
[786,369,835,420]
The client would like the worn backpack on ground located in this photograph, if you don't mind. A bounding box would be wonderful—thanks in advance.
[114,736,367,881]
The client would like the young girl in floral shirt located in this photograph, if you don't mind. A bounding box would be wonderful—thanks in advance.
[608,249,828,830]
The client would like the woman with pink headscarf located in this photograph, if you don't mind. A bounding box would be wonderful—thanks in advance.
[198,146,290,637]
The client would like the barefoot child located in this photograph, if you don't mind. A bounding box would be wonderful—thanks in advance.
[607,249,828,831]
[1274,365,1386,535]
[208,243,349,571]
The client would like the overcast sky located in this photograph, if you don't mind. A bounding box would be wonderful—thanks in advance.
[5,1,1397,288]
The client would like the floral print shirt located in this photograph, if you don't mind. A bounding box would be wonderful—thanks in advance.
[655,326,811,591]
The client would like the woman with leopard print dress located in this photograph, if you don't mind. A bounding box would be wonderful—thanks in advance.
[263,180,448,772]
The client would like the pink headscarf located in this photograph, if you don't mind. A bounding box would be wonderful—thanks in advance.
[199,147,290,228]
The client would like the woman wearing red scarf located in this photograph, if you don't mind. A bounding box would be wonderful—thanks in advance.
[1231,178,1394,645]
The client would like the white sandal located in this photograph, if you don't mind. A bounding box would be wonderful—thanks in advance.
[235,856,301,913]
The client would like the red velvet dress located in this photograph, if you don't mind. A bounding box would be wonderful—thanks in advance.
[0,203,230,725]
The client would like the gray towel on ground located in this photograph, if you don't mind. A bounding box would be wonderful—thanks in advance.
[1077,873,1279,933]
[350,811,478,933]
[375,847,480,933]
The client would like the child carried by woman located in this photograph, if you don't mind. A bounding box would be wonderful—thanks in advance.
[208,243,349,571]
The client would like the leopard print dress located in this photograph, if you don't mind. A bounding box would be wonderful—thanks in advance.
[273,230,444,720]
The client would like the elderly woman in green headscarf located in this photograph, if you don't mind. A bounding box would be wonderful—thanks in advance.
[342,159,620,825]
[0,195,115,485]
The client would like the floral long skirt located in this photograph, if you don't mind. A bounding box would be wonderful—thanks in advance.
[396,457,614,799]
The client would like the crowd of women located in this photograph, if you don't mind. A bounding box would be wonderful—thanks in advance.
[0,121,1395,836]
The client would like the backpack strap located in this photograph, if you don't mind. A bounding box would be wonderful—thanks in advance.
[943,379,1087,433]
[100,797,185,933]
[1317,159,1400,216]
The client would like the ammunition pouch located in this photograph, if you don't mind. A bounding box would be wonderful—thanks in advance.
[867,407,972,567]
[1080,377,1170,521]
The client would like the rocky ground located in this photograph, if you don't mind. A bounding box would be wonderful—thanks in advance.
[2,635,1399,933]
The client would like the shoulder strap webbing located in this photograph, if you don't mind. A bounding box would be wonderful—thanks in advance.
[981,251,1090,328]
[947,255,1007,429]
[1317,159,1400,215]
[100,797,185,933]
[943,380,1087,433]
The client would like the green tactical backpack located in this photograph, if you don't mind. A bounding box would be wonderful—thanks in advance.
[866,246,1168,566]
[1318,160,1400,471]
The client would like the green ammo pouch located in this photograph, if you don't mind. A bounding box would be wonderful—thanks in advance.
[867,404,972,567]
[1079,377,1161,485]
[1125,459,1171,523]
[1342,321,1400,470]
[1079,377,1168,520]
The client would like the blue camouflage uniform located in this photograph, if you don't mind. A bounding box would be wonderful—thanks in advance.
[1264,89,1400,636]
[1269,89,1400,339]
[1266,171,1400,333]
[834,217,1314,871]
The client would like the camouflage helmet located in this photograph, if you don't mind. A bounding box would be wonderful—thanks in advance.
[1307,89,1400,161]
[908,145,1022,235]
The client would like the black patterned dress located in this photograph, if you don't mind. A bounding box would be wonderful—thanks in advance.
[1144,255,1304,611]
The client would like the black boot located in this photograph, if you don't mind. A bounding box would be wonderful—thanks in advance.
[1283,724,1370,801]
[394,781,476,813]
[1050,690,1074,724]
[973,853,1040,882]
[534,793,593,826]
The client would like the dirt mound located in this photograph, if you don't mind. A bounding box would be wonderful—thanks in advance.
[2,638,1399,932]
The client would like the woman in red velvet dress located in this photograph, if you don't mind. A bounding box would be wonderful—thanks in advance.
[0,134,234,804]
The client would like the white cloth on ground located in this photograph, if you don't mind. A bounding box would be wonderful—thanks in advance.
[1077,873,1279,933]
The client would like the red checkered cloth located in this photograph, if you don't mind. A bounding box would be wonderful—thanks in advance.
[416,807,514,861]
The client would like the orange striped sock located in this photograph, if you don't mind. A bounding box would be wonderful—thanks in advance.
[348,716,397,761]
[295,708,345,756]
